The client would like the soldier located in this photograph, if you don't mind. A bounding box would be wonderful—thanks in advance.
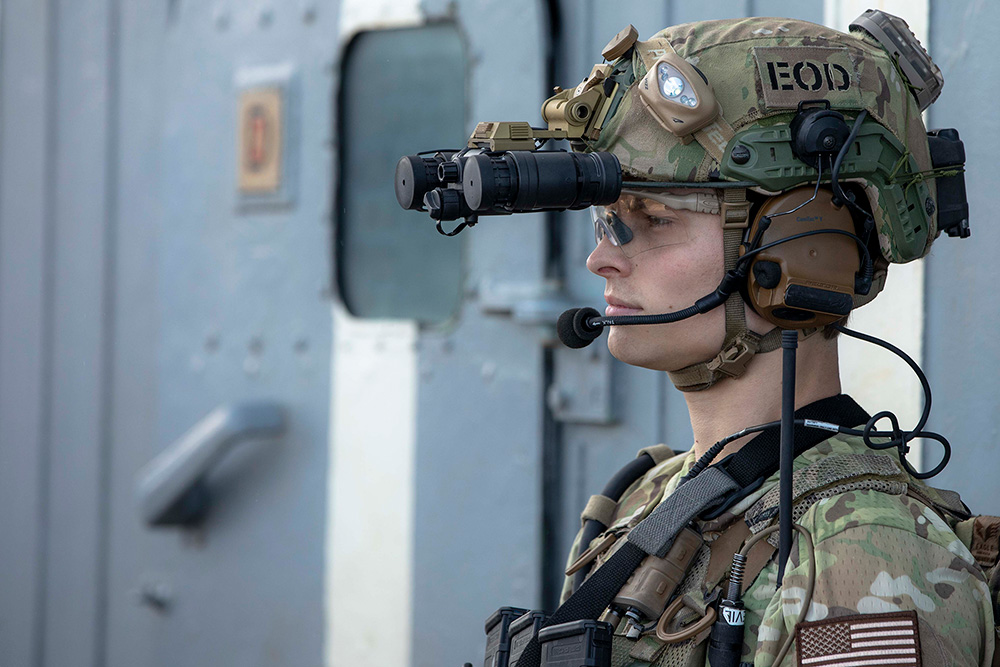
[555,13,996,667]
[396,10,998,667]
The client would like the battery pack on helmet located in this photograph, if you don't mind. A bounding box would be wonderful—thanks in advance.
[636,53,721,137]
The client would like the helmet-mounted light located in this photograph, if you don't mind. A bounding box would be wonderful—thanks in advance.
[637,53,721,137]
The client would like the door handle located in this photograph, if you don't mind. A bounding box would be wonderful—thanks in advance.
[136,402,286,526]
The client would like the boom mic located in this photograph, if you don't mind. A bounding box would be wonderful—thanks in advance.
[556,271,743,349]
[557,307,604,349]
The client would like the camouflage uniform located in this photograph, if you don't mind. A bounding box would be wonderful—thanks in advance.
[561,429,995,666]
[553,16,992,667]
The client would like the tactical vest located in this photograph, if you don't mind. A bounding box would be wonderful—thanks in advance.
[568,444,1000,667]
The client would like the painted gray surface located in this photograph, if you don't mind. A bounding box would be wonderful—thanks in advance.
[43,1,118,664]
[0,1,52,664]
[924,0,1000,515]
[0,0,338,665]
[102,1,165,663]
[410,2,550,665]
[120,2,336,666]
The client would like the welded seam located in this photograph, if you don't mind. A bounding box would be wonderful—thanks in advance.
[94,0,122,664]
[33,0,59,664]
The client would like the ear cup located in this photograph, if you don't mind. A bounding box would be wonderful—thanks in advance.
[741,187,861,329]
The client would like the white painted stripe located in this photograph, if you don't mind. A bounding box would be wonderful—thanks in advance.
[807,658,917,667]
[804,648,917,664]
[852,639,916,648]
[326,278,422,665]
[850,629,916,639]
[849,620,915,630]
[824,0,930,472]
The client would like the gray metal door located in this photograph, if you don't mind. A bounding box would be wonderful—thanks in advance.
[100,3,337,667]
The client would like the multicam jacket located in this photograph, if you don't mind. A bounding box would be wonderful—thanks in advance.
[561,432,995,667]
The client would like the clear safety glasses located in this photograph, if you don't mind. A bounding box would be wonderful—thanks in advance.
[591,189,720,257]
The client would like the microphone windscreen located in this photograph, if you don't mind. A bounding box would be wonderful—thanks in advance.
[557,307,603,349]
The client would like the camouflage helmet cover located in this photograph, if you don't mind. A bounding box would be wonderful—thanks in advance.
[583,17,938,267]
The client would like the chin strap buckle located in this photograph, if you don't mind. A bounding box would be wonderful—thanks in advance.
[720,188,751,230]
[705,331,761,379]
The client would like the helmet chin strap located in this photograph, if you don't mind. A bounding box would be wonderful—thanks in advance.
[667,187,790,392]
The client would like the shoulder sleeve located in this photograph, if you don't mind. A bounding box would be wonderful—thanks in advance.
[752,490,995,667]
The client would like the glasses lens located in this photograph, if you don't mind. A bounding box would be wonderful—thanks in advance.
[591,192,699,257]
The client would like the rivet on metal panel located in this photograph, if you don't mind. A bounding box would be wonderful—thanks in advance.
[302,4,317,24]
[135,581,173,612]
[294,337,309,354]
[248,336,264,355]
[259,7,274,28]
[204,333,220,353]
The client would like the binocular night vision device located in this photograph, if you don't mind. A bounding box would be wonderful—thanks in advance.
[395,148,622,230]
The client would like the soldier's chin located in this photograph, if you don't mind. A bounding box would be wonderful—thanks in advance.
[607,326,678,372]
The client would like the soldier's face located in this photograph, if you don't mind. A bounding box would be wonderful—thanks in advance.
[586,192,728,372]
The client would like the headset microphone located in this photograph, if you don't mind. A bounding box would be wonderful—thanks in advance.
[557,308,603,349]
[556,270,744,349]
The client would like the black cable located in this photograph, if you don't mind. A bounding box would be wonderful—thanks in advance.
[831,324,951,479]
[736,228,872,273]
[831,110,870,219]
[678,325,951,485]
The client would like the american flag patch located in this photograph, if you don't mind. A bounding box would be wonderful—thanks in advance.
[795,610,921,667]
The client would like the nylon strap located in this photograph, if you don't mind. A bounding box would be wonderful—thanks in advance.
[694,117,736,165]
[517,470,739,667]
[668,188,766,392]
[665,190,824,392]
[635,36,675,71]
[581,495,618,529]
[518,395,870,667]
[636,444,675,465]
[626,467,740,557]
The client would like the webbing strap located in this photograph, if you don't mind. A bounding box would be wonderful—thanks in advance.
[636,444,675,465]
[716,394,870,488]
[668,190,765,392]
[519,394,870,667]
[518,470,738,667]
[581,495,618,529]
[693,117,736,165]
[518,542,646,667]
[627,467,739,557]
[635,36,675,70]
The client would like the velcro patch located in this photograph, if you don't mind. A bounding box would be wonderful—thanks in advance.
[753,46,863,109]
[795,610,921,667]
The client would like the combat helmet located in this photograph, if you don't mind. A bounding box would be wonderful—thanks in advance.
[548,11,968,390]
